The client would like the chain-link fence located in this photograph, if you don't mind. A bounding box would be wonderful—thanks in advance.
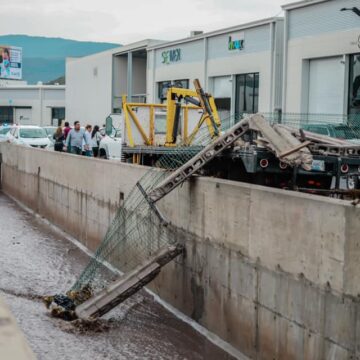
[235,112,360,141]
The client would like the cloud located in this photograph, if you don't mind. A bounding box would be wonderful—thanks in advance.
[0,0,287,43]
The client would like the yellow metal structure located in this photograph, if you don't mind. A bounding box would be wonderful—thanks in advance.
[122,79,221,148]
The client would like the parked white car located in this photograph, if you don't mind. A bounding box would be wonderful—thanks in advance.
[43,126,57,143]
[0,125,14,142]
[99,128,122,160]
[7,125,52,149]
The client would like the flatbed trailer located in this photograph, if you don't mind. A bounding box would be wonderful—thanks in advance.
[118,79,360,191]
[121,144,360,190]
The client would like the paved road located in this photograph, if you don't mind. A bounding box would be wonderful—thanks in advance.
[0,193,234,360]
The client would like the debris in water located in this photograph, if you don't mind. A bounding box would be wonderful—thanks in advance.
[43,285,93,321]
[60,318,111,334]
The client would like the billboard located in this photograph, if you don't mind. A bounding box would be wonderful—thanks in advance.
[0,46,22,80]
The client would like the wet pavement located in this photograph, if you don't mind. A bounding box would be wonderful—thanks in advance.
[0,192,235,360]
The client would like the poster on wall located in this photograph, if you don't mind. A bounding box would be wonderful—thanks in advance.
[0,46,22,80]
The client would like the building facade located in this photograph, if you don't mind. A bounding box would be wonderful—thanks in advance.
[147,18,284,121]
[0,84,65,126]
[282,0,360,119]
[65,40,163,126]
[65,0,360,126]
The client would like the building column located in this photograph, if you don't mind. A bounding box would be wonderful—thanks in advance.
[127,52,133,102]
[203,37,208,90]
[39,86,44,126]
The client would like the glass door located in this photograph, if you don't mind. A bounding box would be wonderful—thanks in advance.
[348,54,360,126]
[235,73,259,119]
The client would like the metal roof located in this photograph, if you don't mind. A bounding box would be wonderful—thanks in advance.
[147,17,283,51]
[282,0,329,11]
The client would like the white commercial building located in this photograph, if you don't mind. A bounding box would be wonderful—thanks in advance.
[282,0,360,118]
[66,0,360,126]
[65,39,163,126]
[65,19,283,125]
[0,83,65,126]
[147,18,284,121]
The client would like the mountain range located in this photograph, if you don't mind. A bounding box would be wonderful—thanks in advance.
[0,35,120,84]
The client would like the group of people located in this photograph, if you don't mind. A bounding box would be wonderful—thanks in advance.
[53,121,103,157]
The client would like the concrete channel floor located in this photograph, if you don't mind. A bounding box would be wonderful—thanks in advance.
[0,192,236,360]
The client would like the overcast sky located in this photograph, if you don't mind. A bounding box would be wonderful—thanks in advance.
[0,0,288,44]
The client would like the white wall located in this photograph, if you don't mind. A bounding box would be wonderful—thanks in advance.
[283,0,360,113]
[208,52,272,113]
[284,30,360,113]
[66,51,113,126]
[147,39,206,103]
[113,56,127,111]
[132,57,147,97]
[0,86,65,126]
[147,21,282,113]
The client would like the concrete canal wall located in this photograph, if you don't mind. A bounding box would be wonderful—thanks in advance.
[1,142,360,359]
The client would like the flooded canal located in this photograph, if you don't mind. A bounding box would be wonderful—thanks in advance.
[0,193,235,360]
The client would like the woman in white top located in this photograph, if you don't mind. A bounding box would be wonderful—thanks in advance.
[90,125,102,157]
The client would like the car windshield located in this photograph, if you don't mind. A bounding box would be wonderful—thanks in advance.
[0,127,11,135]
[334,126,358,140]
[44,127,56,136]
[20,128,47,139]
[305,125,328,135]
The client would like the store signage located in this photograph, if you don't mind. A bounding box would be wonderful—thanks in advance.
[228,36,244,51]
[0,46,22,80]
[161,48,181,64]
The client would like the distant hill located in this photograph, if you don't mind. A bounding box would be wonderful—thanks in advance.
[0,35,120,84]
[46,75,65,85]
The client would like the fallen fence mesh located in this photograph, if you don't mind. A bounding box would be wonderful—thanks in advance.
[71,115,235,292]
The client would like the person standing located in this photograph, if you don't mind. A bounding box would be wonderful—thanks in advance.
[53,126,65,152]
[90,125,102,157]
[63,121,71,140]
[84,124,93,157]
[65,121,88,155]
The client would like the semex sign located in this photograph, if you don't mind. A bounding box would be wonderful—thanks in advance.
[228,36,244,51]
[162,49,181,64]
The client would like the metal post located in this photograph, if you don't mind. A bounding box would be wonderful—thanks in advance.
[127,52,133,103]
[39,86,44,126]
[0,153,2,190]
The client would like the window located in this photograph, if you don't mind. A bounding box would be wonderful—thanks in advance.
[349,54,360,122]
[0,106,13,124]
[306,125,329,136]
[0,127,10,135]
[158,79,189,102]
[235,73,259,117]
[212,76,232,120]
[52,107,65,126]
[20,128,47,139]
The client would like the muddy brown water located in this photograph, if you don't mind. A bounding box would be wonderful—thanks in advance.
[0,193,236,360]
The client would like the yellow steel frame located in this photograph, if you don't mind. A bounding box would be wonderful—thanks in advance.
[165,87,221,146]
[122,85,221,148]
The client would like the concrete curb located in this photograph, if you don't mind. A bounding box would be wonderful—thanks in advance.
[0,296,36,360]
